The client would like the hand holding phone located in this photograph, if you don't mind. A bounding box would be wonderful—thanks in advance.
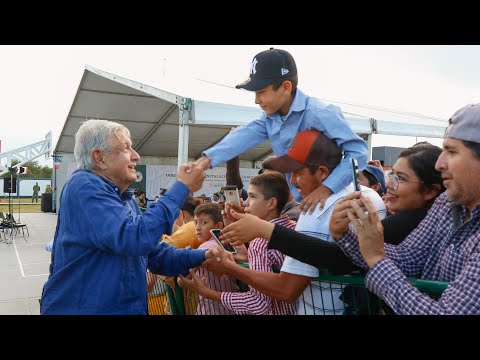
[223,185,241,207]
[210,229,237,253]
[351,158,360,192]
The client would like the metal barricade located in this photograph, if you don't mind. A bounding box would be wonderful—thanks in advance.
[159,266,449,315]
[161,261,250,315]
[296,271,448,315]
[147,275,171,315]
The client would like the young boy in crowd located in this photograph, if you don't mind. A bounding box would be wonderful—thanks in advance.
[193,203,239,314]
[202,48,367,214]
[180,172,297,315]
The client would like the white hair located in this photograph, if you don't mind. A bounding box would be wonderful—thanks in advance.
[74,119,130,170]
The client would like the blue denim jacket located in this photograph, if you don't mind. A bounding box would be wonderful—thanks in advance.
[40,169,205,315]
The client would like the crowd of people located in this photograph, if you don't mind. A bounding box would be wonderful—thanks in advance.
[40,47,480,315]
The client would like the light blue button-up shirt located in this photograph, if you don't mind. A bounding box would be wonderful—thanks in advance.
[203,89,368,201]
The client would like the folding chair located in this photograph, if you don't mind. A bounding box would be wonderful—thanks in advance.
[0,212,14,243]
[6,213,29,240]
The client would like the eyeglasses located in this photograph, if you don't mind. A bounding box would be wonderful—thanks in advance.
[386,173,424,191]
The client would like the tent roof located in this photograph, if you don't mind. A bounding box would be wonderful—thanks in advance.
[55,65,273,162]
[55,65,448,163]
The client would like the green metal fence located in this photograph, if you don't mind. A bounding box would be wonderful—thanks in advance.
[310,272,448,315]
[159,268,448,315]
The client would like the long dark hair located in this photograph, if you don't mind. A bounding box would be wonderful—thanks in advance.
[398,142,445,207]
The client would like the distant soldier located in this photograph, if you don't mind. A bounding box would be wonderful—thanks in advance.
[45,184,52,193]
[32,182,40,203]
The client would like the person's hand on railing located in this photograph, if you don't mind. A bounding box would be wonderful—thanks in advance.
[329,191,362,241]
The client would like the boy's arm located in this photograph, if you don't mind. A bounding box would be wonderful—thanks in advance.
[301,105,368,212]
[313,106,368,194]
[203,119,268,168]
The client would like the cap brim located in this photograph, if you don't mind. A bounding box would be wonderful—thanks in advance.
[363,166,387,194]
[235,77,273,91]
[269,155,306,174]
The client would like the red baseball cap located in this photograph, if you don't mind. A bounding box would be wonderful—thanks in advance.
[269,130,342,173]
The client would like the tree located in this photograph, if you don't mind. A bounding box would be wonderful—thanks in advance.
[1,160,52,179]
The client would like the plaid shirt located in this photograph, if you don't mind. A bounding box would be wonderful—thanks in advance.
[220,216,297,315]
[338,192,480,314]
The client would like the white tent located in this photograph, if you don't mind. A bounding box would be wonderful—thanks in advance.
[53,65,447,211]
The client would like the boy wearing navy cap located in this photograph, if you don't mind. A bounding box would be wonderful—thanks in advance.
[202,48,368,214]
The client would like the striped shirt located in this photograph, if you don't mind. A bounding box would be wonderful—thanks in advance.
[197,239,239,315]
[338,192,480,314]
[220,215,297,315]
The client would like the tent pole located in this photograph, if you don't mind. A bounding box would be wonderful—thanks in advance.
[177,98,191,166]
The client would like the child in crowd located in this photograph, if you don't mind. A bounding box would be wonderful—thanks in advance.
[202,48,367,214]
[193,203,239,314]
[180,172,297,315]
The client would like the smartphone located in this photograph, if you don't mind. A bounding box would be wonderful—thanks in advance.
[351,158,360,192]
[223,185,241,206]
[210,229,237,254]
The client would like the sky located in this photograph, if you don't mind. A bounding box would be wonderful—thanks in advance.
[1,45,480,166]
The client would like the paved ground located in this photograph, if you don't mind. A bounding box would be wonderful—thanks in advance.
[0,213,57,315]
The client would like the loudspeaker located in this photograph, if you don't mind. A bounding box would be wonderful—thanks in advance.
[3,177,17,193]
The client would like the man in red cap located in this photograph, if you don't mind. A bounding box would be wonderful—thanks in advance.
[194,129,385,314]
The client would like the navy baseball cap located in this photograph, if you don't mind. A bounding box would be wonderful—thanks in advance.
[236,48,297,91]
[363,165,387,195]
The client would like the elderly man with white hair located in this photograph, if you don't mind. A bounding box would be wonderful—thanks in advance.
[40,119,217,315]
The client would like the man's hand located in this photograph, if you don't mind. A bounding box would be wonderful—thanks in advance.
[222,200,245,226]
[220,210,274,247]
[233,244,248,262]
[329,191,362,240]
[204,247,221,263]
[178,268,208,294]
[177,156,211,193]
[346,195,386,268]
[201,246,236,277]
[299,184,333,214]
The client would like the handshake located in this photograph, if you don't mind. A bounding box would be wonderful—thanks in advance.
[176,156,212,193]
